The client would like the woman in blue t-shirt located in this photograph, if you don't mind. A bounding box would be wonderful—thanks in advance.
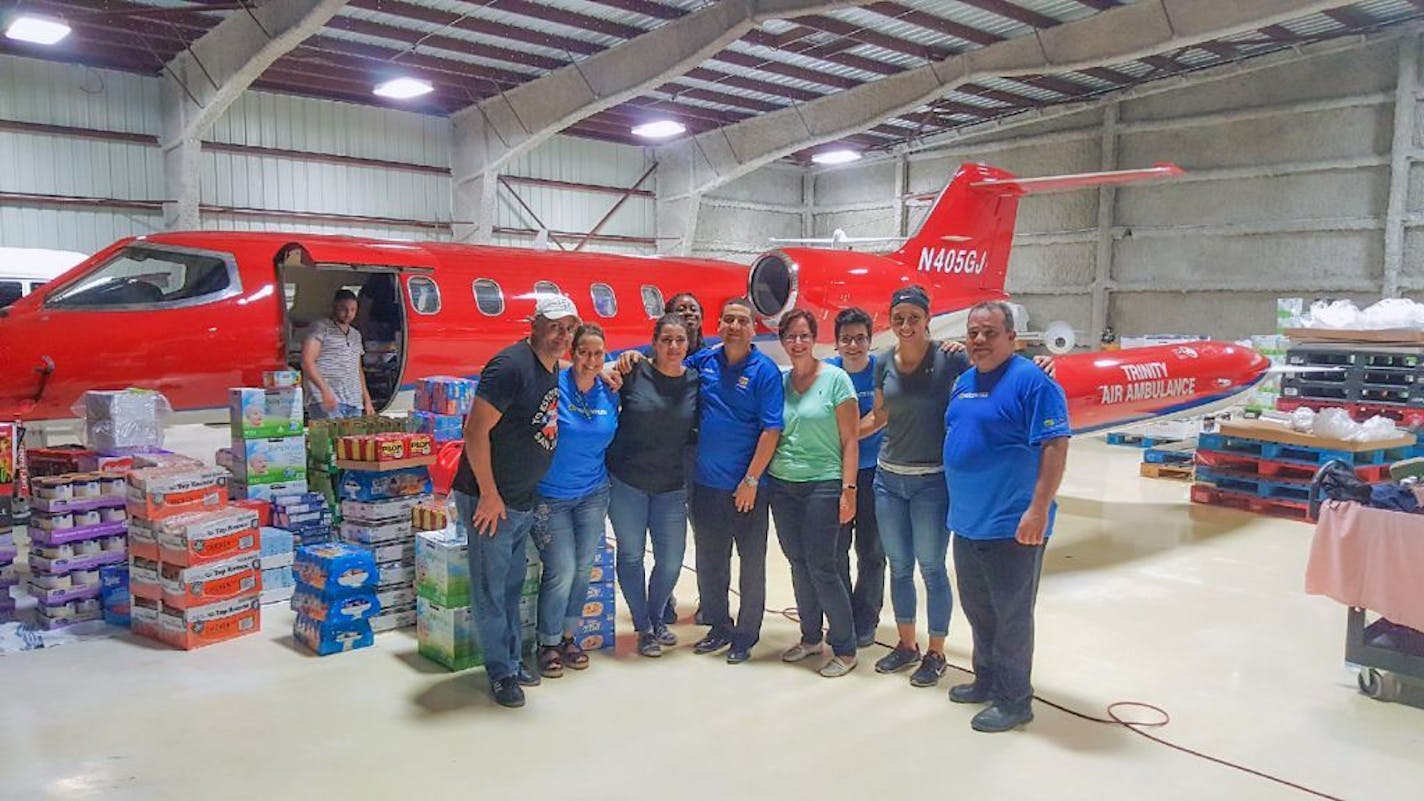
[606,314,700,657]
[532,323,620,678]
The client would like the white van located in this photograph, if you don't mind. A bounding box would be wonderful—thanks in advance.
[0,247,88,307]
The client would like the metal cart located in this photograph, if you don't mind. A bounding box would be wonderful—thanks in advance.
[1310,461,1424,707]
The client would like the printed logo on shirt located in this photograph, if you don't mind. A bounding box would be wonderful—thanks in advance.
[960,391,989,399]
[533,388,559,451]
[737,375,750,389]
[1044,418,1058,427]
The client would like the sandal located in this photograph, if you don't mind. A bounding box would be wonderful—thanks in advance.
[560,636,590,670]
[537,645,564,678]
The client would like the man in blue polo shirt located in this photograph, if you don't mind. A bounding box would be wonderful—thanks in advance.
[943,301,1070,732]
[688,297,784,664]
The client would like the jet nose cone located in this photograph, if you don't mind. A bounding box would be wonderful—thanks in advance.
[1198,341,1272,390]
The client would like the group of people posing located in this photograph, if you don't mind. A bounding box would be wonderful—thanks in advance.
[448,285,1070,734]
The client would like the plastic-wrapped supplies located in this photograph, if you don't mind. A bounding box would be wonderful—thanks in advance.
[75,389,171,455]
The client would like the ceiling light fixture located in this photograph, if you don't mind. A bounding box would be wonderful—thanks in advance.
[6,15,71,45]
[811,149,862,166]
[373,77,433,99]
[631,120,686,139]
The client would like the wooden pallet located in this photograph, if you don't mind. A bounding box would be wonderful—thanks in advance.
[1189,483,1312,521]
[1140,462,1193,480]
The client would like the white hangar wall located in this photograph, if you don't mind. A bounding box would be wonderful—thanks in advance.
[0,54,657,258]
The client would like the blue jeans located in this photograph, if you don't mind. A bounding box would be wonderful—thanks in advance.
[532,485,610,647]
[873,470,952,638]
[771,478,855,657]
[306,402,361,420]
[454,489,534,682]
[608,476,687,633]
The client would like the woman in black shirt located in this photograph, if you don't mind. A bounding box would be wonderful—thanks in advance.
[605,314,700,656]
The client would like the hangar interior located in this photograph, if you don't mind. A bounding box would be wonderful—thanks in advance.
[1,1,1422,799]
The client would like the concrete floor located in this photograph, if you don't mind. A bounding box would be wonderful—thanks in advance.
[2,434,1420,801]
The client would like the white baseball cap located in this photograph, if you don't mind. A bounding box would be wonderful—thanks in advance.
[534,294,579,321]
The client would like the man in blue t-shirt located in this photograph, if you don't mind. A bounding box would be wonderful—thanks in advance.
[826,307,886,648]
[942,301,1070,733]
[688,297,784,663]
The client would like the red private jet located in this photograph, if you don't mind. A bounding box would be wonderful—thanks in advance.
[0,162,1268,433]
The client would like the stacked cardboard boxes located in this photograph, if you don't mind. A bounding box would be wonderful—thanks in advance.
[126,466,263,649]
[272,492,333,547]
[259,527,296,605]
[226,373,306,503]
[415,524,541,671]
[335,433,434,633]
[292,542,379,655]
[25,472,129,629]
[305,415,410,515]
[576,539,616,651]
[410,376,476,443]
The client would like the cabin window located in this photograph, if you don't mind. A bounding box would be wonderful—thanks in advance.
[0,281,21,308]
[640,285,663,319]
[408,276,440,315]
[45,245,237,310]
[590,283,617,318]
[533,280,562,300]
[473,278,504,316]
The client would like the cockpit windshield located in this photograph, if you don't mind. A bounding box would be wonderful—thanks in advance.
[45,245,238,310]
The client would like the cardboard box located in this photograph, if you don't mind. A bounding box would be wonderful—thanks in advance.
[128,557,162,601]
[293,543,378,596]
[575,611,615,651]
[128,517,159,561]
[338,467,432,502]
[76,453,136,474]
[158,595,261,650]
[293,614,373,656]
[376,584,416,610]
[160,554,262,609]
[411,500,450,532]
[263,370,300,389]
[414,376,477,416]
[229,436,307,485]
[232,498,272,528]
[340,518,413,545]
[416,598,481,671]
[377,560,416,587]
[408,411,464,443]
[130,596,161,640]
[100,564,130,627]
[581,581,616,619]
[261,585,295,606]
[229,388,303,439]
[291,586,380,623]
[258,527,295,557]
[370,603,416,633]
[342,494,429,523]
[352,540,414,565]
[126,467,229,521]
[233,479,310,504]
[415,528,469,608]
[155,507,260,566]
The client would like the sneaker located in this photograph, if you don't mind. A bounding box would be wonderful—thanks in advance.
[662,595,679,625]
[910,651,947,688]
[949,681,993,704]
[637,631,663,658]
[818,656,857,678]
[652,622,678,647]
[781,642,825,663]
[971,704,1034,732]
[515,662,543,687]
[693,632,732,655]
[874,643,920,674]
[726,646,752,664]
[489,677,525,708]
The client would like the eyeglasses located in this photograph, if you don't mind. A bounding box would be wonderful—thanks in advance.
[782,333,814,343]
[838,335,869,346]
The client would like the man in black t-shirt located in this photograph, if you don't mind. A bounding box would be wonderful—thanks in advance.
[451,295,578,708]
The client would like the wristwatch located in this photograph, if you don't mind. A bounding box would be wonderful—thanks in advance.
[842,484,857,491]
[742,475,759,487]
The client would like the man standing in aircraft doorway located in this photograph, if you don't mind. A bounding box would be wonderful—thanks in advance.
[450,295,580,709]
[302,289,375,420]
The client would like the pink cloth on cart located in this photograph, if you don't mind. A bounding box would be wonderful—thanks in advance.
[1306,500,1424,632]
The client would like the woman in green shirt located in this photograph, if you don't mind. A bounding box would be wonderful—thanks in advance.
[768,309,861,678]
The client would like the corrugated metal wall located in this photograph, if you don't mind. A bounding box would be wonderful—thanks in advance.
[495,135,657,255]
[0,57,164,253]
[0,54,659,257]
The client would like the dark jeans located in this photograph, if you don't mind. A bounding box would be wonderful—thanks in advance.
[690,482,769,650]
[952,536,1046,711]
[454,489,534,682]
[532,485,609,647]
[836,465,885,640]
[771,478,855,657]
